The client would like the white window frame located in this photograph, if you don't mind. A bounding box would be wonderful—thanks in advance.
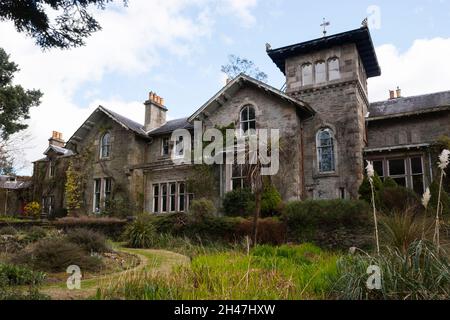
[161,137,170,157]
[239,105,256,136]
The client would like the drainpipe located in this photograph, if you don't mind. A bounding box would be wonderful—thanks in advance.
[300,122,306,200]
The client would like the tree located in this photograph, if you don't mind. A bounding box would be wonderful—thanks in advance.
[0,0,127,50]
[0,48,42,139]
[65,160,82,216]
[221,54,268,83]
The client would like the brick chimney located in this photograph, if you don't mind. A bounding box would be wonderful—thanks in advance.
[144,92,167,132]
[48,131,65,147]
[389,90,395,100]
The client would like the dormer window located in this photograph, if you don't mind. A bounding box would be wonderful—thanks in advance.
[315,61,326,83]
[240,105,256,135]
[328,57,340,81]
[100,132,111,159]
[301,63,313,86]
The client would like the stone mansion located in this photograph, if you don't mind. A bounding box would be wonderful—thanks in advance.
[33,26,450,216]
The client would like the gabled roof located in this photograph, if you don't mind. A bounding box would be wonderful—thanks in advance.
[368,90,450,121]
[44,144,74,157]
[148,117,193,136]
[188,73,315,122]
[66,106,150,147]
[267,26,381,78]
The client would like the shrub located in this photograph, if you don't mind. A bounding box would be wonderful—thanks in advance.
[24,226,48,243]
[0,263,46,286]
[333,241,450,300]
[189,198,216,219]
[358,173,383,203]
[66,228,110,253]
[429,181,450,216]
[234,218,286,245]
[12,238,103,273]
[282,200,372,249]
[383,177,398,189]
[0,226,17,235]
[378,186,422,214]
[261,184,282,217]
[23,202,41,219]
[222,189,255,217]
[123,216,157,248]
[52,216,127,240]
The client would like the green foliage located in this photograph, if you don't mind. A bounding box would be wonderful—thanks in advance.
[358,173,383,203]
[0,226,17,235]
[52,216,127,240]
[12,238,103,272]
[97,244,338,300]
[282,200,372,249]
[333,241,450,300]
[429,180,450,216]
[383,177,398,189]
[123,216,157,248]
[189,198,216,219]
[65,160,82,215]
[186,165,217,200]
[0,263,46,286]
[0,1,127,49]
[378,186,422,214]
[261,184,282,217]
[66,228,110,253]
[0,48,42,139]
[24,226,48,243]
[222,188,255,217]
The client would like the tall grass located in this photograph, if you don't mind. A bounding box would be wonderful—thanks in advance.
[96,244,338,300]
[333,240,450,300]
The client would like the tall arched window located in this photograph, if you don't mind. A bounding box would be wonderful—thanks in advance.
[301,63,313,86]
[315,61,326,83]
[317,128,335,173]
[328,57,340,81]
[240,105,256,135]
[100,132,111,159]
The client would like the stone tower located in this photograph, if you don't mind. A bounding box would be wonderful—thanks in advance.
[268,26,381,199]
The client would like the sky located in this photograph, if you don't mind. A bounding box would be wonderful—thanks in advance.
[1,0,450,175]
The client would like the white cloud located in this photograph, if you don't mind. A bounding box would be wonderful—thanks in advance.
[219,0,258,27]
[369,38,450,101]
[0,0,259,175]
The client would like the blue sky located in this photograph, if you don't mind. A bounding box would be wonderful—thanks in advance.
[1,0,450,174]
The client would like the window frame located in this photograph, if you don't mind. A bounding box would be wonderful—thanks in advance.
[100,132,111,159]
[328,57,341,81]
[316,128,336,173]
[93,179,102,214]
[239,105,256,136]
[161,136,170,157]
[301,63,313,86]
[314,60,326,84]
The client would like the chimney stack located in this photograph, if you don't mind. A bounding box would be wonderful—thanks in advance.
[389,90,395,100]
[48,131,65,147]
[144,91,167,132]
[396,86,402,98]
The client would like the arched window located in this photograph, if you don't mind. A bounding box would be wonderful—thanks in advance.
[328,57,340,81]
[301,63,313,86]
[240,105,256,135]
[317,128,335,173]
[315,61,326,83]
[100,132,111,159]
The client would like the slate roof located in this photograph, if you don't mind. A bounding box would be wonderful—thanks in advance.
[368,90,450,121]
[148,118,194,136]
[99,106,148,137]
[44,144,74,157]
[267,26,381,78]
[0,176,31,190]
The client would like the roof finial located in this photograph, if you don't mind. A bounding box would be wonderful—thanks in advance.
[321,18,330,37]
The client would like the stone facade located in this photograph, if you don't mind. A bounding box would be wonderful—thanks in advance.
[32,26,450,216]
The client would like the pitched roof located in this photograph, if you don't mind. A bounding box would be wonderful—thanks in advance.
[188,73,315,122]
[267,26,381,78]
[99,106,148,137]
[368,90,450,121]
[44,144,74,157]
[148,118,193,136]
